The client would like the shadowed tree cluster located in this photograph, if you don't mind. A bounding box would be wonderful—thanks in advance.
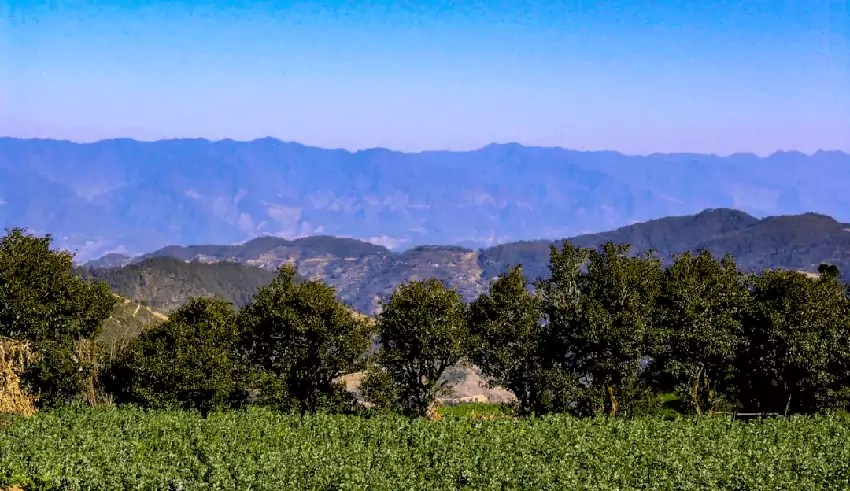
[469,245,850,417]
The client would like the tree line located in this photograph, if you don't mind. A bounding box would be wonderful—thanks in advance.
[2,227,849,418]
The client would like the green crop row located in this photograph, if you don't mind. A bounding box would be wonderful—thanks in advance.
[2,406,849,490]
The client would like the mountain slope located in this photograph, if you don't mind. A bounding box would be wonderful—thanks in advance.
[84,209,850,315]
[3,137,850,261]
[77,257,279,314]
[98,296,168,353]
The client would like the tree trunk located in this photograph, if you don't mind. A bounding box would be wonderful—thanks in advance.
[705,371,716,416]
[526,382,539,416]
[691,366,703,417]
[607,385,618,417]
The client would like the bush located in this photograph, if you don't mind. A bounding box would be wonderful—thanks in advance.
[102,297,240,413]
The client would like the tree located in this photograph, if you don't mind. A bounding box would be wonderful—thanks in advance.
[531,241,591,414]
[237,265,372,413]
[735,268,850,414]
[818,263,840,280]
[364,279,469,417]
[102,297,240,413]
[542,242,662,417]
[654,251,749,415]
[0,228,116,407]
[468,266,550,414]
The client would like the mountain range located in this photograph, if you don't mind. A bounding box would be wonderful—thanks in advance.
[79,208,850,316]
[2,137,849,262]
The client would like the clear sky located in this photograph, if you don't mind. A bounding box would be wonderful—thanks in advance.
[1,0,848,155]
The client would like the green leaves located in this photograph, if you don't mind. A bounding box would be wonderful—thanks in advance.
[471,242,850,418]
[571,243,662,416]
[7,225,850,420]
[735,268,850,414]
[103,297,240,413]
[237,265,373,414]
[366,279,469,417]
[0,227,117,406]
[468,266,550,415]
[533,242,663,417]
[655,251,749,415]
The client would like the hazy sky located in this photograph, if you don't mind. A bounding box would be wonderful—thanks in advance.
[1,0,848,155]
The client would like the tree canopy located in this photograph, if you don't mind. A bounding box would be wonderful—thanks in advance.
[102,297,240,413]
[0,228,116,407]
[364,278,469,416]
[237,265,373,413]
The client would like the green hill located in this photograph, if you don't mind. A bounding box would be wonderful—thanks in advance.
[77,257,278,314]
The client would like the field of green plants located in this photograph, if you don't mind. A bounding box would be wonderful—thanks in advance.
[2,407,850,490]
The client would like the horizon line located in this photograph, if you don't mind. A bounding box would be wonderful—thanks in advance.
[2,135,847,159]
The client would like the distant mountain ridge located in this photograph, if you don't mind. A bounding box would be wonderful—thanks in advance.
[3,137,850,261]
[84,209,850,315]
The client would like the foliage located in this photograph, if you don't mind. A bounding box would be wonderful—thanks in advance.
[358,360,399,412]
[536,242,663,417]
[654,250,749,415]
[8,218,850,421]
[237,265,373,413]
[734,268,850,414]
[2,406,850,490]
[441,402,515,420]
[572,243,663,416]
[0,228,116,407]
[101,297,240,413]
[467,265,549,415]
[365,279,469,417]
[525,241,591,415]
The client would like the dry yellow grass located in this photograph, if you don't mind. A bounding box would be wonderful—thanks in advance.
[0,337,39,416]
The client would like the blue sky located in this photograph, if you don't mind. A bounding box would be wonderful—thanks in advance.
[1,0,847,155]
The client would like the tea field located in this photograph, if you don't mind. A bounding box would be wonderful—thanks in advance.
[1,406,849,490]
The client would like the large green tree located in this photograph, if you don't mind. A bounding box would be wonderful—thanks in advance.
[0,228,116,407]
[363,279,469,417]
[542,242,662,417]
[654,250,749,415]
[531,241,591,414]
[102,297,240,413]
[237,265,372,413]
[468,266,550,414]
[736,267,850,414]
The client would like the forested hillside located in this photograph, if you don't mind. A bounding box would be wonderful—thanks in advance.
[84,209,850,315]
[76,257,280,313]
